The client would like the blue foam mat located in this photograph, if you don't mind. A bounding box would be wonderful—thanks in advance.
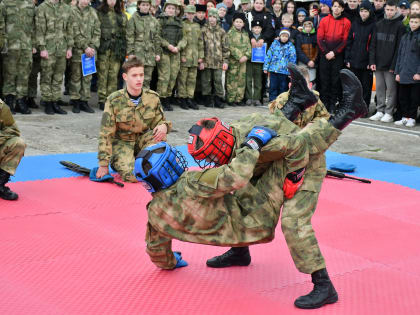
[11,147,420,191]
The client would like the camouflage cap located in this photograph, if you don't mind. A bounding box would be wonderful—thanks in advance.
[137,0,152,4]
[241,0,251,4]
[163,0,180,11]
[208,8,219,17]
[184,4,196,13]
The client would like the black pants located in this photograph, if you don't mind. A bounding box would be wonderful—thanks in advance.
[399,83,420,119]
[350,67,373,108]
[319,53,344,113]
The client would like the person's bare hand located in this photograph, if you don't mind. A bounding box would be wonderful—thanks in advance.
[153,124,168,142]
[96,166,109,179]
[308,60,315,68]
[239,56,247,63]
[222,63,228,71]
[395,74,400,82]
[40,50,49,59]
[66,49,72,59]
[251,38,257,48]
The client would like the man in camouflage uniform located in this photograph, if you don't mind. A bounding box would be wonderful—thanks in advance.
[156,0,186,111]
[201,8,229,108]
[0,99,26,200]
[96,56,172,183]
[226,12,251,106]
[36,0,74,115]
[176,5,203,110]
[69,0,100,114]
[97,0,127,111]
[0,0,36,115]
[126,0,161,91]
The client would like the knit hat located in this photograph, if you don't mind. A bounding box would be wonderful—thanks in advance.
[195,4,207,12]
[296,8,308,17]
[232,12,247,24]
[251,18,263,28]
[208,8,219,18]
[216,2,227,10]
[279,27,291,37]
[320,0,332,8]
[359,0,373,11]
[302,16,314,26]
[185,4,196,13]
[398,0,410,9]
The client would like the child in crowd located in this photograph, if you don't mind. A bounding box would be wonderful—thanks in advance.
[295,17,318,84]
[263,27,297,101]
[345,0,376,110]
[217,3,230,32]
[411,1,420,15]
[398,0,410,26]
[279,13,299,43]
[193,4,207,105]
[295,7,308,31]
[201,8,229,108]
[394,13,420,127]
[369,0,406,123]
[177,5,204,110]
[272,0,283,30]
[226,12,251,106]
[246,19,265,106]
[157,0,186,111]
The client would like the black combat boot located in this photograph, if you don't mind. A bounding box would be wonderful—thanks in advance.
[52,101,68,114]
[281,63,318,122]
[179,98,189,110]
[15,98,31,114]
[79,100,94,113]
[187,98,199,110]
[294,268,338,309]
[26,97,39,109]
[44,101,55,115]
[71,99,80,113]
[214,96,225,108]
[203,95,213,108]
[56,99,68,108]
[328,69,368,130]
[161,98,173,111]
[206,247,251,268]
[98,102,105,111]
[0,169,18,201]
[4,94,16,114]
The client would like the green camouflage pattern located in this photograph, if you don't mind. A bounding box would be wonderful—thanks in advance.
[202,23,229,69]
[126,12,161,67]
[201,68,224,97]
[0,100,25,175]
[157,51,180,98]
[2,50,33,98]
[40,55,67,101]
[245,61,263,101]
[180,19,204,67]
[159,16,185,49]
[177,66,197,98]
[97,50,122,103]
[98,88,172,181]
[97,8,126,61]
[28,53,41,98]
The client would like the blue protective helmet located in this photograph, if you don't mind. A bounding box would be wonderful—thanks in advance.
[134,142,188,192]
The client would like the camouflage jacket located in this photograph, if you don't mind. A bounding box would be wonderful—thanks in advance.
[71,5,100,57]
[180,19,204,67]
[97,8,127,60]
[268,91,334,190]
[158,15,187,52]
[0,100,21,147]
[226,27,251,63]
[36,0,73,56]
[98,89,172,166]
[0,0,35,51]
[126,12,161,66]
[202,23,229,69]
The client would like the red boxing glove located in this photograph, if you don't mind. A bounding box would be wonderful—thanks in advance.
[283,168,305,199]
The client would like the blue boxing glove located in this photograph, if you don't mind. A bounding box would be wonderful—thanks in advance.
[173,251,188,268]
[241,126,277,151]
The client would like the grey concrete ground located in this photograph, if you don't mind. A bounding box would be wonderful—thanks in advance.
[14,94,420,167]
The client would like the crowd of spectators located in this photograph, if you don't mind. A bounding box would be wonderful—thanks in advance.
[1,0,419,127]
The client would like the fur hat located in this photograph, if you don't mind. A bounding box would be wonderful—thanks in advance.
[232,12,247,24]
[251,18,263,28]
[195,4,207,12]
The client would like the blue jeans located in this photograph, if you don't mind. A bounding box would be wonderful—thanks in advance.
[269,72,288,101]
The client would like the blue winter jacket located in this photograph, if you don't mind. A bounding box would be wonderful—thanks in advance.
[263,40,297,74]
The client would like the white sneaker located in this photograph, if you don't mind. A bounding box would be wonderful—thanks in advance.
[406,118,416,128]
[380,113,394,123]
[394,117,408,126]
[369,112,384,121]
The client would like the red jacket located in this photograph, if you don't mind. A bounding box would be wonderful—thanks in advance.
[317,14,351,55]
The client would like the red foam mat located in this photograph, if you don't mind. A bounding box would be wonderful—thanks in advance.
[1,177,420,315]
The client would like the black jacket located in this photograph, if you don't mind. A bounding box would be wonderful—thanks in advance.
[345,13,376,69]
[343,4,359,23]
[395,28,420,84]
[369,12,406,71]
[225,5,236,27]
[249,9,276,44]
[373,7,384,22]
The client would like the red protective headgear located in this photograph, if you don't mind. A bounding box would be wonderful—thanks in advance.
[188,117,236,168]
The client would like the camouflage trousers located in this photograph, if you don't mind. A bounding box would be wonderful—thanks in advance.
[245,61,263,101]
[0,136,26,175]
[69,54,93,101]
[146,118,341,269]
[40,55,67,102]
[157,52,180,98]
[110,130,167,182]
[97,50,121,103]
[177,66,197,98]
[201,68,224,97]
[28,53,41,99]
[226,61,246,103]
[2,50,33,98]
[143,66,154,90]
